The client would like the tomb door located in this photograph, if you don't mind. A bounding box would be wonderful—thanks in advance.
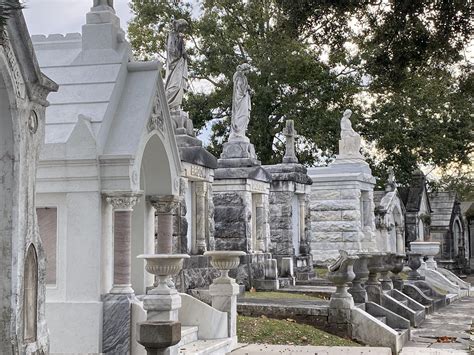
[23,245,38,343]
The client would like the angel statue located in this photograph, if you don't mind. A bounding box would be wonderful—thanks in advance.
[165,19,189,111]
[229,63,252,142]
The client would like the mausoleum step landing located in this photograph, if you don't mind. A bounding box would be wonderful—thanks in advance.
[179,326,199,347]
[178,338,232,355]
[402,296,474,353]
[231,344,392,354]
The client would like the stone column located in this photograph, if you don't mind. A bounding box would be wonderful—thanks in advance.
[396,226,405,254]
[107,194,140,294]
[255,194,265,252]
[150,195,180,254]
[195,182,208,254]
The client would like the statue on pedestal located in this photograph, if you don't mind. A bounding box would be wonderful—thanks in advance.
[165,19,189,112]
[229,63,252,142]
[339,109,362,157]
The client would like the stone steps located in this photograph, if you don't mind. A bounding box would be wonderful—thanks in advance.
[178,338,232,355]
[179,326,199,347]
[375,316,387,324]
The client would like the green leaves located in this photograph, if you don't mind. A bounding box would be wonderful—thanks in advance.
[128,0,473,190]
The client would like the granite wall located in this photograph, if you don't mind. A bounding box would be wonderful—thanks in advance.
[213,191,252,251]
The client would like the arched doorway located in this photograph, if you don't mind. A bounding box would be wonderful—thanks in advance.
[131,134,173,294]
[23,245,39,343]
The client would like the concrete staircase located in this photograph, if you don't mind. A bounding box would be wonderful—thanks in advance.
[176,294,234,355]
[177,326,232,355]
[381,290,425,327]
[352,302,410,354]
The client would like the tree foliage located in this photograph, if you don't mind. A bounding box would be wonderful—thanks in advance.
[128,0,473,189]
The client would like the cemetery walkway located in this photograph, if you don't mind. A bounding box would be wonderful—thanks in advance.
[400,295,474,354]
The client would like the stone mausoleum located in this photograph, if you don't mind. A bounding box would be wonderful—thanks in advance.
[32,3,183,353]
[308,110,377,264]
[0,9,57,354]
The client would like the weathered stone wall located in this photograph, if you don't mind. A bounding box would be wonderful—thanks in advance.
[175,253,268,291]
[269,190,294,256]
[310,188,364,264]
[213,191,252,251]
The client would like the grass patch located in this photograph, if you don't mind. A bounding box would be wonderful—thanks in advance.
[237,315,359,346]
[314,267,328,279]
[243,291,322,300]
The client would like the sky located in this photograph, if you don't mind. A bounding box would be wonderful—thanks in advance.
[23,0,134,36]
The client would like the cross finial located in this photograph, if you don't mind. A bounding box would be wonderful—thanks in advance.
[282,120,298,164]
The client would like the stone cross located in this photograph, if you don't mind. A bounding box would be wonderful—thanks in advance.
[282,120,298,164]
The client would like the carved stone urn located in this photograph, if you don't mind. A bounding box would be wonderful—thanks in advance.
[390,254,406,291]
[410,241,440,270]
[365,252,386,304]
[407,252,424,281]
[204,251,246,284]
[348,253,371,304]
[137,254,190,293]
[327,250,358,309]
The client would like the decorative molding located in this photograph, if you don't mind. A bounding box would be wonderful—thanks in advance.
[195,181,208,197]
[149,195,180,214]
[106,194,140,211]
[2,34,26,100]
[147,96,165,132]
[28,110,39,134]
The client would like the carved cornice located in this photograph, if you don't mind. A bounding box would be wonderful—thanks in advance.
[195,182,208,197]
[149,195,180,214]
[106,194,140,211]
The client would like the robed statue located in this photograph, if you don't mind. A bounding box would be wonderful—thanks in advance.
[165,19,189,111]
[229,63,252,142]
[93,0,113,8]
[339,109,362,157]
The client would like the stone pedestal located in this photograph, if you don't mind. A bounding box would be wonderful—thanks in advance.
[407,253,424,281]
[327,251,357,336]
[102,293,136,354]
[365,253,385,304]
[210,282,240,344]
[106,194,140,294]
[205,251,245,346]
[171,109,194,137]
[380,253,395,291]
[218,141,260,168]
[136,321,181,355]
[348,253,370,303]
[391,254,405,291]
